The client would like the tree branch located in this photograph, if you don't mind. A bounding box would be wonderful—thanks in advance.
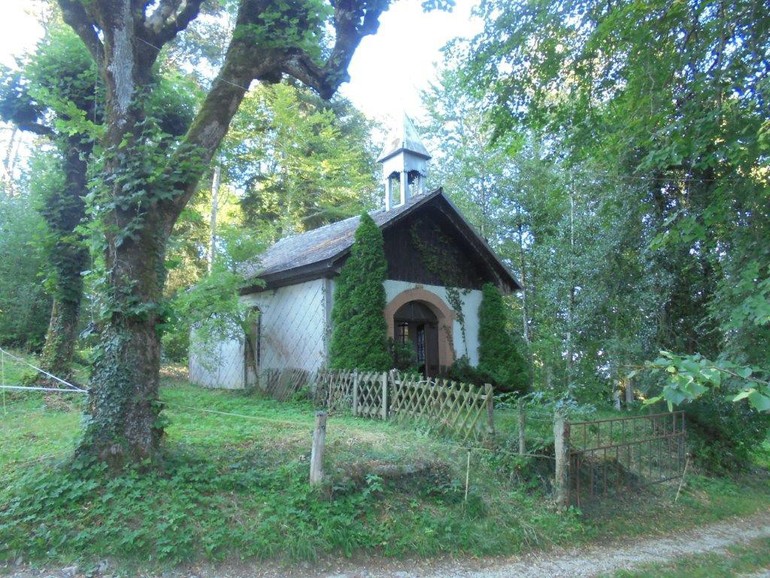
[143,0,206,48]
[161,0,390,229]
[16,121,56,139]
[283,0,389,98]
[57,0,105,66]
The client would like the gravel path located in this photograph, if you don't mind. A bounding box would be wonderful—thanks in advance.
[3,508,770,578]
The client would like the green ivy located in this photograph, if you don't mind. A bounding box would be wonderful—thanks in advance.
[409,221,470,349]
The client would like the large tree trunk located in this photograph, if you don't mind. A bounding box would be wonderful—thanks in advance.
[40,296,82,383]
[80,220,168,464]
[59,0,388,466]
[39,141,89,383]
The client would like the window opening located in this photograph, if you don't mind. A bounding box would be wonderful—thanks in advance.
[397,322,409,344]
[415,324,426,365]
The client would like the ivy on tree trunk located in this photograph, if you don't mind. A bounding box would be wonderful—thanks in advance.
[58,0,390,466]
[39,141,90,383]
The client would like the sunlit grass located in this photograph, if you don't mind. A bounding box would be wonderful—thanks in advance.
[0,368,768,573]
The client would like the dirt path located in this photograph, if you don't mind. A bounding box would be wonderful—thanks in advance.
[4,509,770,578]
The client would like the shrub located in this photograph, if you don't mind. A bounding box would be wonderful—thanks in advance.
[477,283,531,394]
[685,391,770,474]
[444,355,494,388]
[328,214,390,371]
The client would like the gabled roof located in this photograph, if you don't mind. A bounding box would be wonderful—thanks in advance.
[241,188,521,294]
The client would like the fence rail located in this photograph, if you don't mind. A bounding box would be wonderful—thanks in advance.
[563,411,687,509]
[315,370,494,441]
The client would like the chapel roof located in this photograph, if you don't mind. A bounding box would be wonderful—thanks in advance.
[241,188,521,294]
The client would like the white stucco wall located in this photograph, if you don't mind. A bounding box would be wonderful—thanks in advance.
[189,277,485,389]
[242,278,330,374]
[189,332,246,389]
[383,280,483,366]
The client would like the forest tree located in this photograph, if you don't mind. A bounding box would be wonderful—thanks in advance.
[55,0,390,465]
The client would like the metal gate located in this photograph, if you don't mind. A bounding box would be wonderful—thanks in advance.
[568,412,686,508]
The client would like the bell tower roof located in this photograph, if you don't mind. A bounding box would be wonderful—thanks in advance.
[378,114,431,211]
[377,114,431,163]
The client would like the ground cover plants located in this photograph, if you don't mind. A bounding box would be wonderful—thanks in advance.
[0,365,769,574]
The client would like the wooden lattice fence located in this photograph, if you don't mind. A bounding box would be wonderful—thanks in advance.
[260,368,311,402]
[316,370,494,441]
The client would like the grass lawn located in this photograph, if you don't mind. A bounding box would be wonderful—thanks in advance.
[1,364,769,572]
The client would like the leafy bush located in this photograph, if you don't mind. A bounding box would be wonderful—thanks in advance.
[477,283,531,394]
[0,193,51,350]
[685,392,770,474]
[328,213,390,371]
[387,337,417,372]
[444,355,495,387]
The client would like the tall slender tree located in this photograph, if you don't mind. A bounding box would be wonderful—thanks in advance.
[0,27,100,381]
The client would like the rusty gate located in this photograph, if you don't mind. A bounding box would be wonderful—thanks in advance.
[568,412,686,508]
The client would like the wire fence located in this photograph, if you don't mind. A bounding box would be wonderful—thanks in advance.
[0,348,88,415]
[1,352,688,511]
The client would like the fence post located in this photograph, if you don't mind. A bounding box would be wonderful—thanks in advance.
[310,411,327,485]
[485,383,494,435]
[518,398,526,456]
[553,410,570,512]
[381,372,388,420]
[352,371,359,416]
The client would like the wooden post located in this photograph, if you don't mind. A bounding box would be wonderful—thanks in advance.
[389,369,398,415]
[485,384,494,435]
[553,410,570,512]
[310,411,327,485]
[352,371,359,416]
[381,372,388,420]
[518,398,526,456]
[625,379,634,406]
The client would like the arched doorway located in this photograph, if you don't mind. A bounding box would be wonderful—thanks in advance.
[384,288,456,376]
[393,301,439,377]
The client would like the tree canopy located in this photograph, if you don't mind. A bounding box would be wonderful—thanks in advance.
[456,0,770,410]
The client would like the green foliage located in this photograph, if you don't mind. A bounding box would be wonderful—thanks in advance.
[166,225,266,363]
[0,25,102,136]
[223,82,378,239]
[328,213,390,371]
[0,382,589,567]
[461,0,770,405]
[685,392,770,474]
[0,192,51,349]
[639,351,770,413]
[444,355,494,388]
[478,283,530,394]
[387,337,417,372]
[634,350,770,471]
[2,375,770,569]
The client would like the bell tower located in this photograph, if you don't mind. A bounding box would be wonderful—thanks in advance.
[378,114,431,210]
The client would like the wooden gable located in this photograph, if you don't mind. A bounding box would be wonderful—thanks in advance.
[382,208,491,290]
[242,188,520,294]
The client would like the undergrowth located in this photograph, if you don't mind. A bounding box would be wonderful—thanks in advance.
[0,382,581,569]
[0,378,768,571]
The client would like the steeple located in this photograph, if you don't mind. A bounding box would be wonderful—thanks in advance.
[378,114,431,210]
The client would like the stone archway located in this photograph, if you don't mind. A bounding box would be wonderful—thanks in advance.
[384,288,455,375]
